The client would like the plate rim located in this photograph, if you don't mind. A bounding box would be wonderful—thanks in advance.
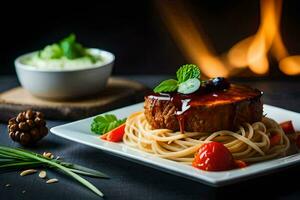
[50,102,300,186]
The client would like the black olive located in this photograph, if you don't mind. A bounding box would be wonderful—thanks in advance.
[211,77,230,90]
[200,77,230,93]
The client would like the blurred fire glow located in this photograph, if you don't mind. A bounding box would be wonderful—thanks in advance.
[157,0,300,77]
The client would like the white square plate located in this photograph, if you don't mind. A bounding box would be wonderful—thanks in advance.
[51,103,300,186]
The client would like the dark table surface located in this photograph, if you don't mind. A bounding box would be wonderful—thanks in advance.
[1,75,300,200]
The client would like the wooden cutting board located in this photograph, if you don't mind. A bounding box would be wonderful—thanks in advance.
[0,77,148,122]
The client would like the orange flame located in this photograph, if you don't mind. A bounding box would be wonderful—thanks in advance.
[157,0,230,77]
[228,0,281,74]
[279,56,300,75]
[157,0,300,77]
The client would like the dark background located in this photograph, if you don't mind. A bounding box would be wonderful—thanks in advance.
[1,0,300,76]
[1,1,300,199]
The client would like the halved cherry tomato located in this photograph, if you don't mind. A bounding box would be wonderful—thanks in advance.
[270,133,281,146]
[100,133,108,140]
[192,142,234,171]
[280,121,295,134]
[234,160,247,168]
[100,123,126,142]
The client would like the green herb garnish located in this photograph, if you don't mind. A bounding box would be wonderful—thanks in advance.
[91,114,126,135]
[0,146,108,197]
[39,34,96,62]
[39,44,63,59]
[177,78,201,94]
[153,79,178,93]
[59,34,85,59]
[153,64,201,94]
[176,64,201,83]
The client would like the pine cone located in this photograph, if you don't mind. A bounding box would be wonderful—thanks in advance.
[8,110,48,146]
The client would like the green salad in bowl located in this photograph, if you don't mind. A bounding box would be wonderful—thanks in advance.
[15,34,114,99]
[22,34,104,70]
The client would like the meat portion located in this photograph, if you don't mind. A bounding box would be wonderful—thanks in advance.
[144,84,263,132]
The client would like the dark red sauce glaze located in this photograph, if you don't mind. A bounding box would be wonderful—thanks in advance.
[146,82,262,133]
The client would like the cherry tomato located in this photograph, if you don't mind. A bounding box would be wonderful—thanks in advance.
[100,123,126,142]
[270,133,281,146]
[192,142,234,171]
[234,160,247,168]
[280,121,295,134]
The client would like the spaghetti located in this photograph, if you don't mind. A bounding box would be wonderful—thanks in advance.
[123,111,290,165]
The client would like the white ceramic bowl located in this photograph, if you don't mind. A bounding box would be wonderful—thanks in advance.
[15,49,114,100]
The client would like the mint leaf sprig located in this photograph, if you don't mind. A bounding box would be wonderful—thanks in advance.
[176,64,201,83]
[153,79,178,93]
[91,114,126,135]
[153,64,201,94]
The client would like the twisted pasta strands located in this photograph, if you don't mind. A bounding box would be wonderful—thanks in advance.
[123,111,290,165]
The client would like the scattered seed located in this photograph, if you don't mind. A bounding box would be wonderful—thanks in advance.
[43,152,53,158]
[5,184,11,187]
[46,178,58,184]
[39,170,47,179]
[20,169,37,176]
[22,190,26,194]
